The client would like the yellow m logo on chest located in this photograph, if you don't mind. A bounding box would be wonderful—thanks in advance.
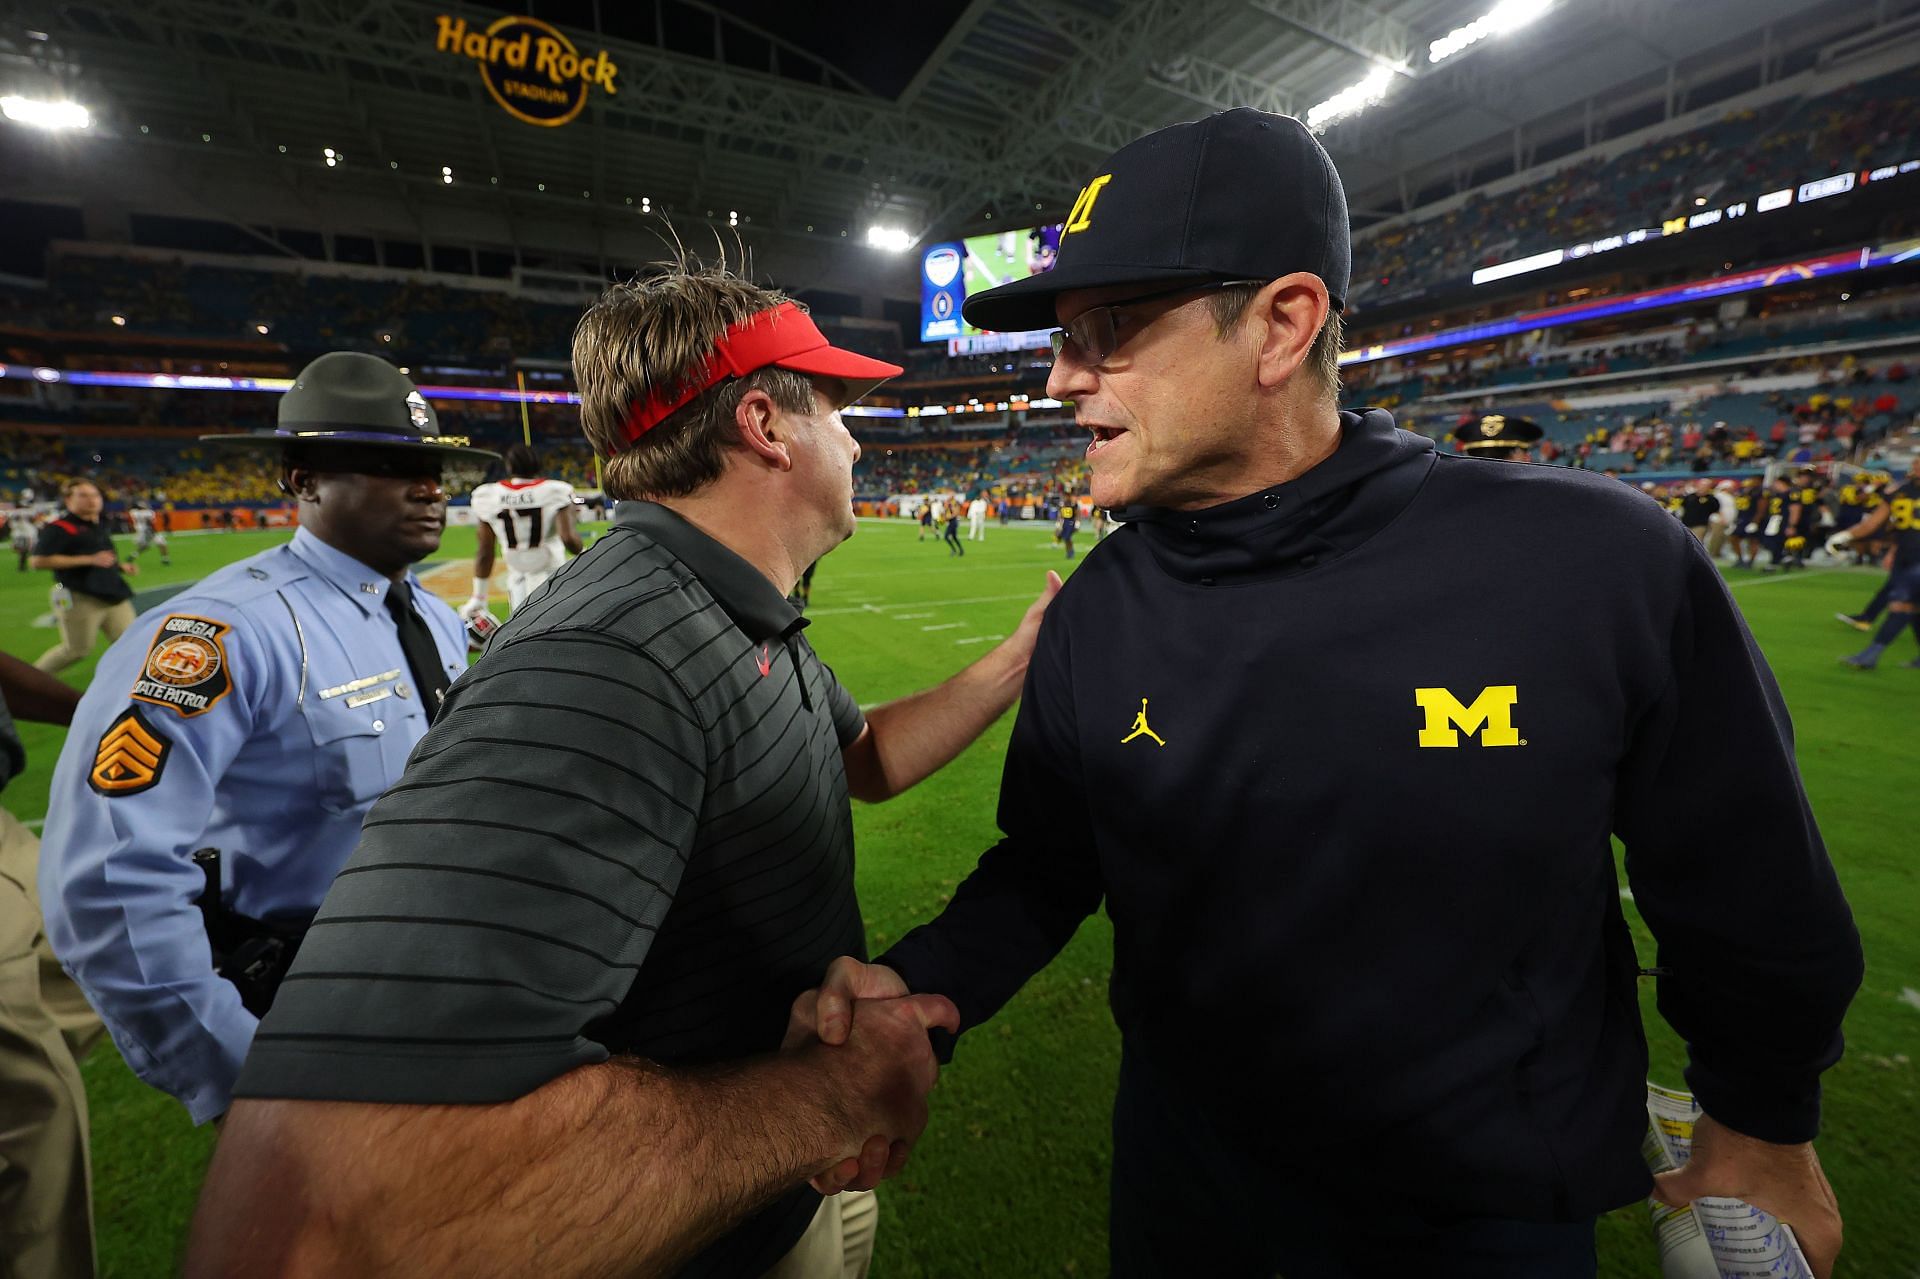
[1415,685,1521,748]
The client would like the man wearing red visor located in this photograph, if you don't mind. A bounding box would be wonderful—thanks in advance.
[188,262,1060,1278]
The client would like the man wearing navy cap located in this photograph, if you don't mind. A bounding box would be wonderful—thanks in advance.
[798,109,1861,1277]
[38,352,486,1124]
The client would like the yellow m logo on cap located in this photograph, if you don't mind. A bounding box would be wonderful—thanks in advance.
[1415,685,1521,748]
[1063,173,1113,235]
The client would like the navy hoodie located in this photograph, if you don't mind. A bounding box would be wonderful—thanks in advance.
[881,409,1861,1220]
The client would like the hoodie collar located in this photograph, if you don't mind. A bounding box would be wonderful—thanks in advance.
[1116,409,1434,586]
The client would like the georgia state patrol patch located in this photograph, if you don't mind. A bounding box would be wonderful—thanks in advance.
[89,707,172,796]
[130,614,233,718]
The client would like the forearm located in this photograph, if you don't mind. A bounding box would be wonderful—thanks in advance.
[0,650,83,723]
[49,891,256,1122]
[850,643,1026,801]
[881,835,1100,1034]
[1620,546,1862,1139]
[189,1052,852,1279]
[29,553,98,570]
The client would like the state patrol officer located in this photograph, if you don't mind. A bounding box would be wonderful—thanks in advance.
[1451,413,1543,462]
[37,352,494,1124]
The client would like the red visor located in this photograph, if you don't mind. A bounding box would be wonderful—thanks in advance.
[618,301,904,446]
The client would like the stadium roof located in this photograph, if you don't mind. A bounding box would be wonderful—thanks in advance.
[0,0,1908,292]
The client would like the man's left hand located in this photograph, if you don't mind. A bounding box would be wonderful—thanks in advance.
[1651,1113,1842,1279]
[122,560,139,576]
[998,571,1063,671]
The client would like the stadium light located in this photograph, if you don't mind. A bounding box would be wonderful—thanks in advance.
[442,165,453,184]
[1305,65,1397,133]
[254,323,270,335]
[867,226,912,252]
[728,210,738,227]
[1428,0,1552,65]
[324,147,339,168]
[1,96,91,129]
[109,315,126,326]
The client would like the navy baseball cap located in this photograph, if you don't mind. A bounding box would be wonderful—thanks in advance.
[962,108,1351,334]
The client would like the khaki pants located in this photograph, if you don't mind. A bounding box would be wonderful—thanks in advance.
[763,1190,877,1279]
[1705,522,1730,559]
[0,807,104,1279]
[34,594,134,675]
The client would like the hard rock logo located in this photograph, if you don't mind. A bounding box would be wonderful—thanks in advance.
[435,14,619,128]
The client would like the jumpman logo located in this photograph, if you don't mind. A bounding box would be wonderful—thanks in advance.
[1120,697,1166,747]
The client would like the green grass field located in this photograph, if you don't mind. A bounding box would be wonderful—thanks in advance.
[4,517,1917,1276]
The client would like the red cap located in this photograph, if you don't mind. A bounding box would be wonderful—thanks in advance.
[618,301,904,447]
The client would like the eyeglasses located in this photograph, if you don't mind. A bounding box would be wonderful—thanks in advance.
[1049,279,1267,367]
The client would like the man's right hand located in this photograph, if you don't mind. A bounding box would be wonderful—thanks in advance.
[91,548,119,567]
[457,596,488,622]
[804,991,958,1196]
[785,956,917,1194]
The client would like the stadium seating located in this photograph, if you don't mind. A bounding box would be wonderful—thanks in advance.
[1349,65,1920,305]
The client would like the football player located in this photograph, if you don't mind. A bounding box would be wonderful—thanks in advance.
[1836,457,1920,669]
[1731,478,1763,568]
[8,505,36,571]
[460,443,585,621]
[130,500,170,566]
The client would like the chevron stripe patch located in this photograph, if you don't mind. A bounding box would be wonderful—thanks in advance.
[89,707,172,797]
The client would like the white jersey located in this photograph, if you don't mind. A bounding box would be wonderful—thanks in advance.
[132,508,156,535]
[8,511,35,544]
[471,477,575,576]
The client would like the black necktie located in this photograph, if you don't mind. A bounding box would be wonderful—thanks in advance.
[383,580,451,720]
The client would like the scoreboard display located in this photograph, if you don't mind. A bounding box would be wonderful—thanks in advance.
[920,223,1062,341]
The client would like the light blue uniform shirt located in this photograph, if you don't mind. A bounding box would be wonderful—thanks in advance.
[40,526,466,1123]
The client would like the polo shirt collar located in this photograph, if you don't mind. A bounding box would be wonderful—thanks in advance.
[288,525,419,615]
[616,501,806,642]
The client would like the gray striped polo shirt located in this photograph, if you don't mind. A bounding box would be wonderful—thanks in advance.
[237,500,868,1275]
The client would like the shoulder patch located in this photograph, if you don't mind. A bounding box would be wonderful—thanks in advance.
[89,707,172,796]
[130,614,234,718]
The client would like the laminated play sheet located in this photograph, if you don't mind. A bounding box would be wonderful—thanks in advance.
[1642,1083,1814,1279]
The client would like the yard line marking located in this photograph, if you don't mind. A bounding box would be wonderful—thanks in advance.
[25,818,44,832]
[955,634,1005,646]
[816,559,1069,582]
[1619,888,1634,902]
[920,622,964,632]
[809,591,1047,617]
[1728,567,1868,588]
[1901,987,1920,1014]
[893,612,934,620]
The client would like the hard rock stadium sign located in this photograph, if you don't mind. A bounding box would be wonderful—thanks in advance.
[434,13,618,127]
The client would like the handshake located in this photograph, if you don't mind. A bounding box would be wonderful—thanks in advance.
[780,957,959,1197]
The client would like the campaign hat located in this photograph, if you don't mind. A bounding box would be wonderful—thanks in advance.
[201,352,499,469]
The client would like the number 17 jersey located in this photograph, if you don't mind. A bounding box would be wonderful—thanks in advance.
[470,478,575,576]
